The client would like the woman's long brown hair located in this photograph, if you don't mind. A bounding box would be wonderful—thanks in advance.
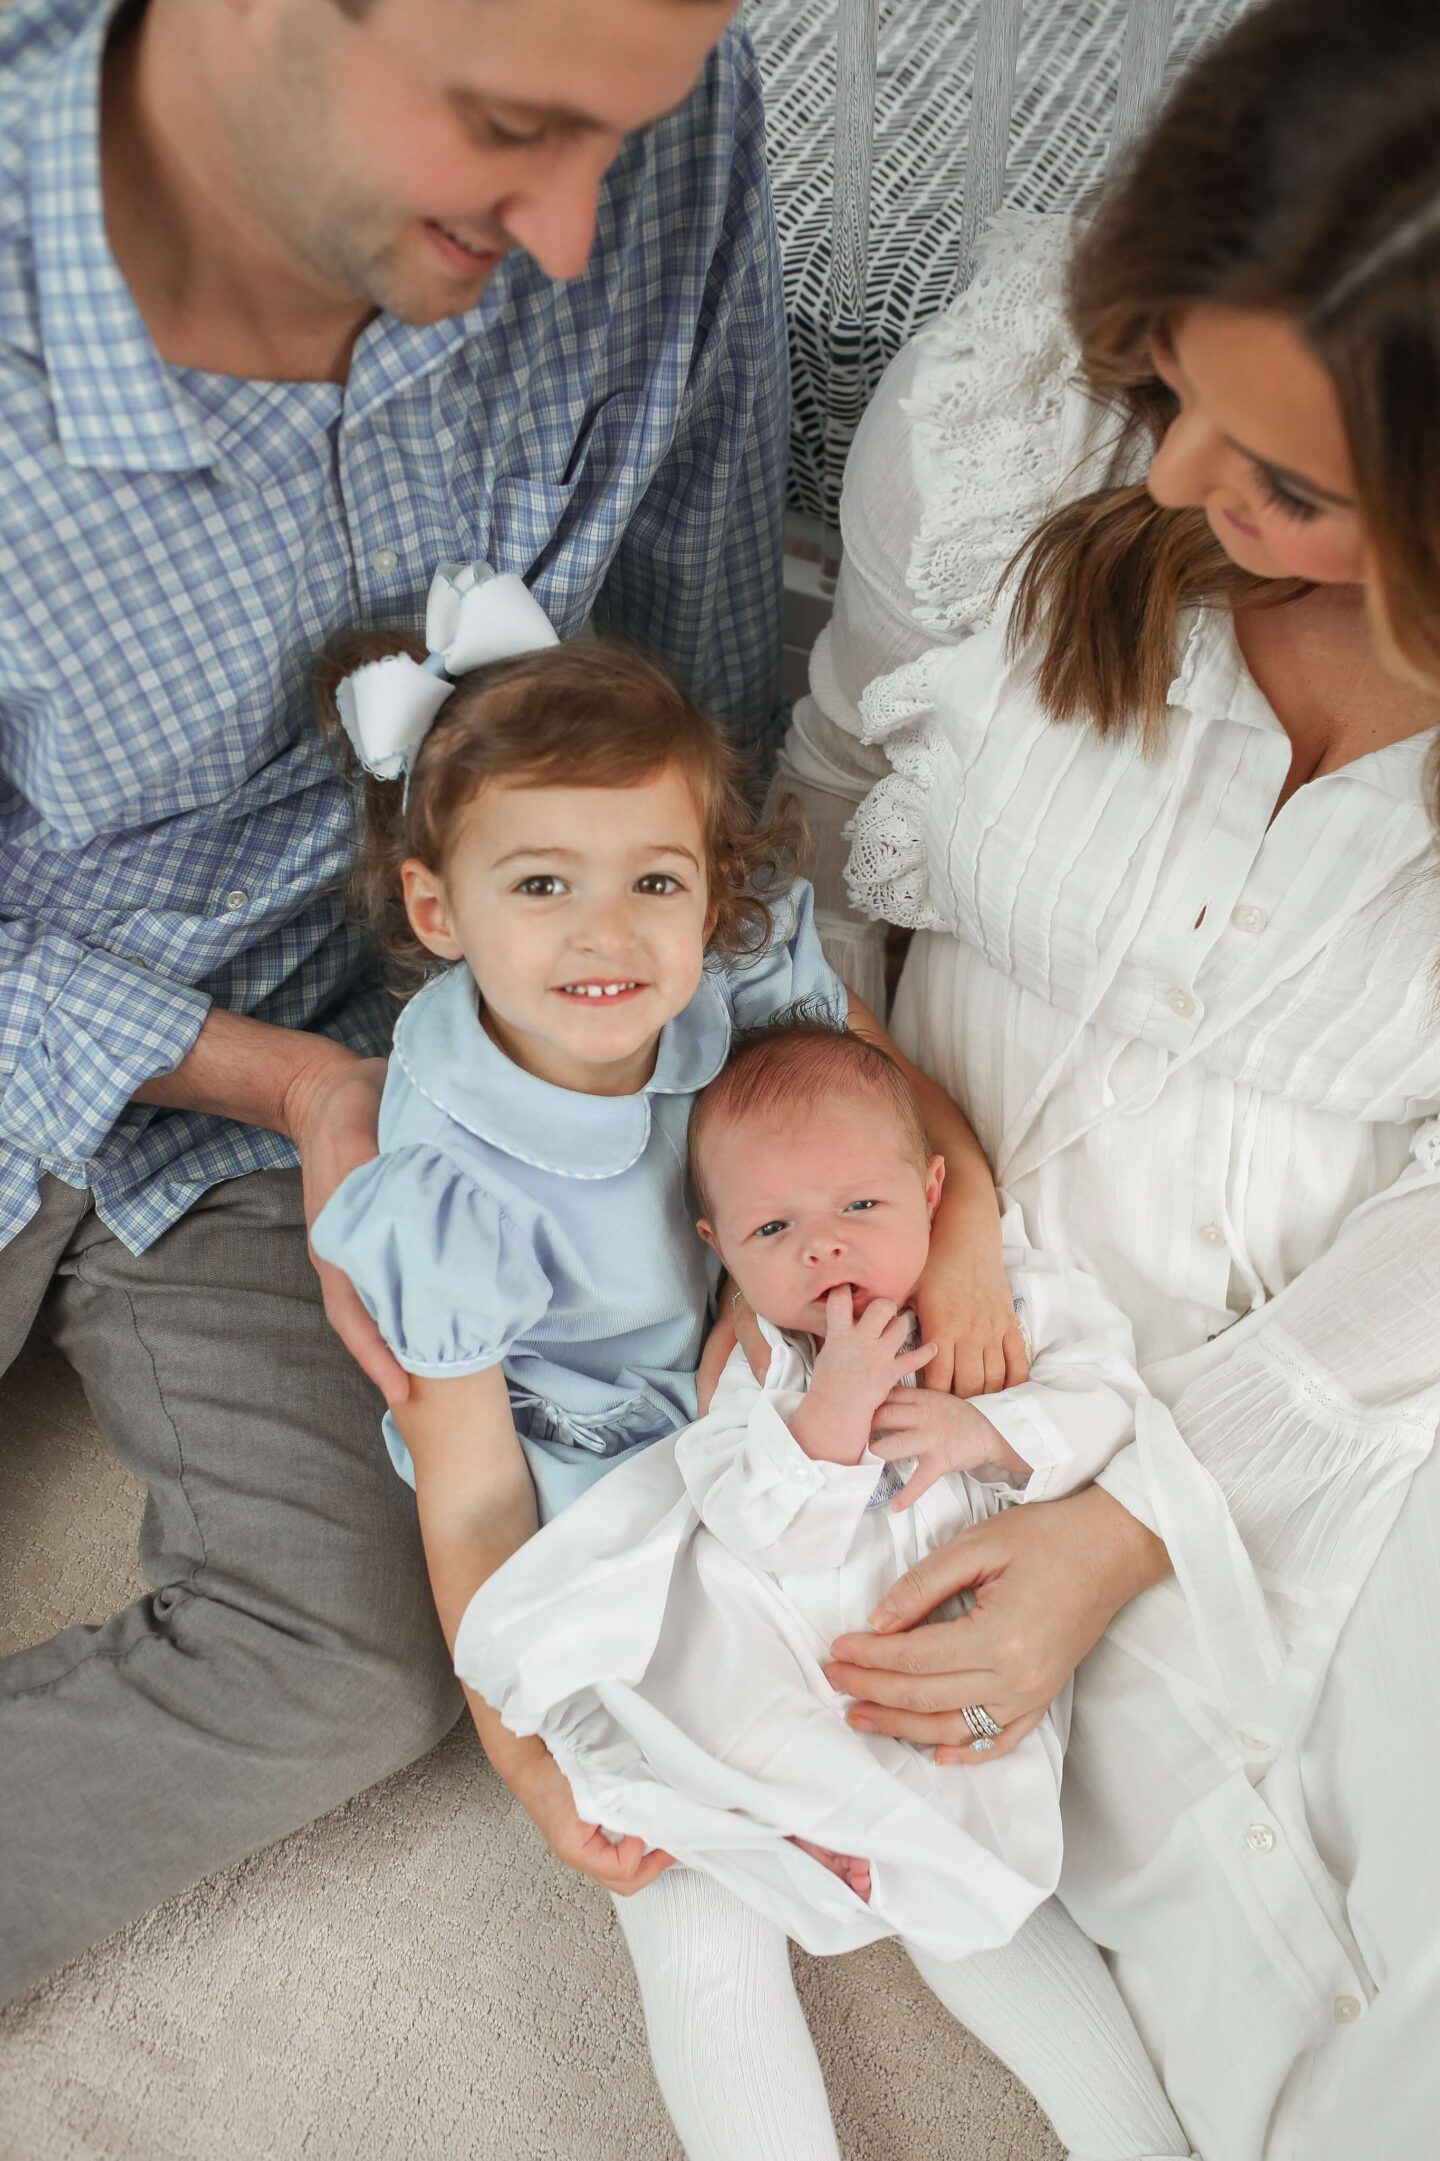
[1009,0,1440,825]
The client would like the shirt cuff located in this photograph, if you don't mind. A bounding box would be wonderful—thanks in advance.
[1094,1442,1161,1538]
[965,1381,1078,1502]
[1,947,210,1165]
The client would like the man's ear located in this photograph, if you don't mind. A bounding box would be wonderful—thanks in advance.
[924,1153,946,1220]
[401,859,465,962]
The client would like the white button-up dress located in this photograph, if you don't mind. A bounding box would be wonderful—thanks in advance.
[780,209,1440,2160]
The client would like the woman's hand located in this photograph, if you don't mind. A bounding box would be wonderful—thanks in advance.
[508,1734,673,1895]
[915,1189,1030,1400]
[823,1486,1170,1763]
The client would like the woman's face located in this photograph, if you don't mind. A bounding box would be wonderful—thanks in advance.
[1146,304,1366,585]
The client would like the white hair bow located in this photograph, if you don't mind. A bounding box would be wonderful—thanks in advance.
[334,561,560,785]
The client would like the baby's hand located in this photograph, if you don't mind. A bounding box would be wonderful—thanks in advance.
[812,1291,936,1415]
[869,1387,1029,1508]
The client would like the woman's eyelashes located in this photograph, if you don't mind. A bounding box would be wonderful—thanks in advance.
[1248,461,1322,523]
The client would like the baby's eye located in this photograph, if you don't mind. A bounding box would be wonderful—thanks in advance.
[754,1220,788,1239]
[844,1199,879,1213]
[635,873,682,896]
[514,874,567,897]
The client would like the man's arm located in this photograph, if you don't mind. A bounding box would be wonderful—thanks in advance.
[592,21,788,758]
[133,1007,404,1401]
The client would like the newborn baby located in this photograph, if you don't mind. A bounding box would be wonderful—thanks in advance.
[457,1016,1147,1958]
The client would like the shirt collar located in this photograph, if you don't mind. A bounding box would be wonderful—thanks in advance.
[26,1,217,474]
[1168,608,1283,737]
[391,963,733,1179]
[1173,607,1440,804]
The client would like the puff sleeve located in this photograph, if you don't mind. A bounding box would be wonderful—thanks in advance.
[311,1145,552,1377]
[718,877,848,1031]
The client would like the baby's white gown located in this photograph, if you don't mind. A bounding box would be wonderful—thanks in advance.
[456,1205,1143,1961]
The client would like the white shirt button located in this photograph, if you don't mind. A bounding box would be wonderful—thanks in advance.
[1231,904,1266,932]
[1245,1822,1276,1853]
[1167,987,1196,1017]
[1199,1222,1226,1247]
[370,546,399,574]
[344,417,362,437]
[1332,1995,1363,2024]
[220,889,249,912]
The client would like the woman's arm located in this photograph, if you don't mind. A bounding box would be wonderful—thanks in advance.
[847,990,1028,1396]
[399,1370,671,1890]
[825,1156,1440,1763]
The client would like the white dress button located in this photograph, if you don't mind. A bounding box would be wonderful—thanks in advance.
[1332,1995,1363,2024]
[221,889,249,912]
[1231,904,1266,932]
[1245,1823,1276,1853]
[1167,987,1196,1018]
[1199,1223,1226,1247]
[370,546,399,574]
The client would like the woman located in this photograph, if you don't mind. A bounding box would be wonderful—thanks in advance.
[780,1,1440,2153]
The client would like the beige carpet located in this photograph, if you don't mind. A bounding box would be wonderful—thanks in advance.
[0,1335,1061,2161]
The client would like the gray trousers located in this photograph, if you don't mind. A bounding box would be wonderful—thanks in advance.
[0,1170,461,2004]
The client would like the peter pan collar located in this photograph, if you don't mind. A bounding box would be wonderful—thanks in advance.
[391,962,733,1178]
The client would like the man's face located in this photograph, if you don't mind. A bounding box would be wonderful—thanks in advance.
[224,0,736,321]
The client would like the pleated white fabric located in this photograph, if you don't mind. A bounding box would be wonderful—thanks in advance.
[776,208,1440,2158]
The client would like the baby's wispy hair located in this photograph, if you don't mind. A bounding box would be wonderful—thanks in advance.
[688,1005,930,1218]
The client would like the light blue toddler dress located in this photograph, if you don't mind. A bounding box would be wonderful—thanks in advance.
[312,882,846,1519]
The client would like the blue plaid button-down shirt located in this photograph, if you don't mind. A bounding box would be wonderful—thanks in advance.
[0,0,787,1254]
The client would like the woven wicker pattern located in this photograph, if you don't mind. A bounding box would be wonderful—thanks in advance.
[750,0,1249,524]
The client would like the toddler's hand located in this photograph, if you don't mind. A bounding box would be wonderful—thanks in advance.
[811,1290,936,1418]
[915,1204,1029,1399]
[870,1387,1029,1508]
[512,1740,671,1896]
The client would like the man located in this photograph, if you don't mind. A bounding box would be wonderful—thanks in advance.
[0,0,786,1999]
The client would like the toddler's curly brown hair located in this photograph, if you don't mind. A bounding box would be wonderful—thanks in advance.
[316,632,806,995]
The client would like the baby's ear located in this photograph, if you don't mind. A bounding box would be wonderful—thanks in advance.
[924,1153,946,1220]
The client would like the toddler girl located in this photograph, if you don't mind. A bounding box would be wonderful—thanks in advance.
[456,1020,1194,2161]
[311,561,1013,1898]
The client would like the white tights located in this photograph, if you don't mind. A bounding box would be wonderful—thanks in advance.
[612,1871,1192,2161]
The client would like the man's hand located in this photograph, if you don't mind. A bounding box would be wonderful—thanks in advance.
[823,1486,1170,1762]
[870,1387,1029,1508]
[509,1735,672,1895]
[284,1046,407,1404]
